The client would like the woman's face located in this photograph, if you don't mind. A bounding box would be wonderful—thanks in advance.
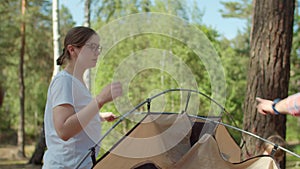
[76,34,101,69]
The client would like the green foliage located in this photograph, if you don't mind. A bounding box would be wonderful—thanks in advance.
[89,1,255,155]
[290,10,300,95]
[93,33,211,113]
[21,0,53,134]
[92,0,222,156]
[219,0,252,19]
[288,4,300,147]
[0,0,75,138]
[2,1,298,163]
[59,5,76,44]
[95,0,192,22]
[286,115,300,142]
[0,0,23,131]
[219,0,300,158]
[219,38,248,127]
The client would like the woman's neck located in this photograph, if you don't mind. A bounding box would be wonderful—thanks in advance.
[64,64,85,83]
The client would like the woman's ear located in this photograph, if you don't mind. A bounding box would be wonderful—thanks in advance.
[66,44,78,57]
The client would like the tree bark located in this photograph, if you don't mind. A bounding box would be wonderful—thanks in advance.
[28,0,60,164]
[29,125,46,165]
[52,0,60,77]
[18,0,26,158]
[84,0,91,27]
[0,85,4,107]
[242,0,295,168]
[83,0,91,90]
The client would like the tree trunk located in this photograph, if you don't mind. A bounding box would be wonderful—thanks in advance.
[0,85,4,107]
[52,0,60,77]
[83,0,91,90]
[242,0,295,169]
[84,0,91,27]
[28,0,60,164]
[29,124,46,165]
[18,0,26,158]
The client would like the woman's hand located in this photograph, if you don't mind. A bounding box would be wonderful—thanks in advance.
[100,112,118,122]
[96,82,122,108]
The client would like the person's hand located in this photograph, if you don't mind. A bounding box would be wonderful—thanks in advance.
[256,97,275,115]
[96,82,122,107]
[100,112,117,122]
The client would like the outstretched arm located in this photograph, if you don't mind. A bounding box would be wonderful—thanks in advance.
[256,93,300,116]
[256,97,288,115]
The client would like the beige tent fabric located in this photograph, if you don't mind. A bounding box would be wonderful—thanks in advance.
[172,134,278,169]
[215,124,241,163]
[93,113,278,169]
[94,113,192,168]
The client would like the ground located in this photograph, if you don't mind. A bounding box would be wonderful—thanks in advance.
[0,145,41,169]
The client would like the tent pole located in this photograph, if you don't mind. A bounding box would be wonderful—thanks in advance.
[192,115,300,158]
[75,100,149,169]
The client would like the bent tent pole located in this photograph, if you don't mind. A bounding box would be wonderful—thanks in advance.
[192,115,300,159]
[75,88,226,168]
[76,88,300,168]
[75,99,150,169]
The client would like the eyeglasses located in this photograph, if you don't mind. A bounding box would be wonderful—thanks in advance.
[85,43,102,53]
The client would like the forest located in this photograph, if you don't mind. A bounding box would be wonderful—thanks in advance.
[0,0,300,169]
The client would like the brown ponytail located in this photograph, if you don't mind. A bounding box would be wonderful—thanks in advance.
[56,48,66,65]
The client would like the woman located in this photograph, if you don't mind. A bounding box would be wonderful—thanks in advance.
[43,26,122,169]
[260,135,286,169]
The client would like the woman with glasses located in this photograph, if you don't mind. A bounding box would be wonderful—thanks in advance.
[43,26,122,169]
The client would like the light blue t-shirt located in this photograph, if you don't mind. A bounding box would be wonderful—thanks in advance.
[43,70,101,169]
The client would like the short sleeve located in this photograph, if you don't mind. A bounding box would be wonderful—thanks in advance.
[286,93,300,116]
[49,75,74,108]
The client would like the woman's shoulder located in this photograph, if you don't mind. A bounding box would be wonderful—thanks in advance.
[52,70,72,81]
[50,70,73,88]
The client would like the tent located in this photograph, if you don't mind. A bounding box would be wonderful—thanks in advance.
[75,89,298,169]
